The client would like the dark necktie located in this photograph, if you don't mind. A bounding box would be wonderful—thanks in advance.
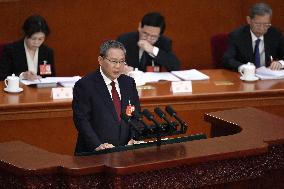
[111,81,121,121]
[254,38,261,68]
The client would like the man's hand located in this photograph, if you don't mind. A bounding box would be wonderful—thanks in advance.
[127,139,143,145]
[95,143,115,151]
[22,71,40,81]
[269,61,282,70]
[138,40,154,55]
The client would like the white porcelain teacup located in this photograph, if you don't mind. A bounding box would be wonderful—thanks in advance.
[239,62,256,80]
[4,74,20,92]
[128,68,144,84]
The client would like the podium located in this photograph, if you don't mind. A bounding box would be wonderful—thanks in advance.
[0,107,283,188]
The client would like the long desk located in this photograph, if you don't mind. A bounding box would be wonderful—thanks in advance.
[0,108,283,188]
[0,69,284,154]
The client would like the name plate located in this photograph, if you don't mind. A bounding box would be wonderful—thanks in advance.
[171,81,192,93]
[51,87,73,99]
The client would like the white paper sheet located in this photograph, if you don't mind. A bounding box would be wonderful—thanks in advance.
[142,72,180,83]
[256,66,284,80]
[21,76,81,85]
[171,69,210,80]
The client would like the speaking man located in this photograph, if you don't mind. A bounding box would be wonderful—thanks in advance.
[72,40,141,154]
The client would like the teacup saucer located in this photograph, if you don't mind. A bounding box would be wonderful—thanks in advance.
[240,76,259,82]
[4,87,23,93]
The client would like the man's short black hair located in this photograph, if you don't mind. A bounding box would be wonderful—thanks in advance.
[141,12,166,35]
[22,14,50,38]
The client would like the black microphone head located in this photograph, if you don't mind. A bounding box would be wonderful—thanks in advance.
[154,107,165,118]
[165,106,176,116]
[142,109,154,120]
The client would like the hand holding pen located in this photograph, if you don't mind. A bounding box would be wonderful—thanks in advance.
[22,71,40,81]
[269,56,282,70]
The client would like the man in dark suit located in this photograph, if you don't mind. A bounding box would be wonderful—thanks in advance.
[117,12,180,72]
[72,40,141,154]
[222,3,284,71]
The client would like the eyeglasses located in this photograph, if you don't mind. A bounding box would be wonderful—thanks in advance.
[141,31,160,41]
[104,57,126,66]
[252,21,271,29]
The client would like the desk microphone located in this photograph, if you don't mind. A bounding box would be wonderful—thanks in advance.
[154,107,176,130]
[165,106,188,133]
[133,111,153,132]
[142,109,164,131]
[121,113,142,134]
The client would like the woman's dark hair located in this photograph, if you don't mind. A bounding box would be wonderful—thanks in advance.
[22,15,50,38]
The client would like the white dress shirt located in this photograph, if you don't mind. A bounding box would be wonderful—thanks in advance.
[100,67,121,100]
[24,41,39,74]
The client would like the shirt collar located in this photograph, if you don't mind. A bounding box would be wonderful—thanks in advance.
[99,67,118,86]
[250,30,264,41]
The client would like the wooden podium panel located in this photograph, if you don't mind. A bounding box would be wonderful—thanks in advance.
[0,69,284,155]
[0,108,283,188]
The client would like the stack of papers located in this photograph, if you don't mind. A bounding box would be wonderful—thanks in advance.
[171,69,210,80]
[136,69,210,83]
[143,72,180,83]
[256,67,284,80]
[21,76,81,88]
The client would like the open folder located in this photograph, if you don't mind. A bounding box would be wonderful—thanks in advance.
[141,69,209,83]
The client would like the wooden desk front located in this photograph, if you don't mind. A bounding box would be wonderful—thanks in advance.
[0,69,284,154]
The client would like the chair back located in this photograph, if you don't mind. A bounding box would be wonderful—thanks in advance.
[210,33,229,68]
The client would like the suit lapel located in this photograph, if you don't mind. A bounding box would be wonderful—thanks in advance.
[93,70,120,121]
[118,77,129,115]
[264,30,272,66]
[133,32,140,68]
[243,26,254,62]
[16,40,28,71]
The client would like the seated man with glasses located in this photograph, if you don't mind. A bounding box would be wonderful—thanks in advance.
[72,40,141,154]
[222,3,284,71]
[117,12,180,72]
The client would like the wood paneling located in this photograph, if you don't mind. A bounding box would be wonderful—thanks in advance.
[2,1,283,76]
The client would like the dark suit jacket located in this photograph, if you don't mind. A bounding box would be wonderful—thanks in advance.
[0,39,55,80]
[222,25,284,71]
[117,32,180,72]
[72,70,141,154]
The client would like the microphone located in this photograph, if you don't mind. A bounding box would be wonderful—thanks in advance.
[154,107,176,131]
[142,109,164,131]
[165,106,188,133]
[133,111,151,130]
[121,113,142,135]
